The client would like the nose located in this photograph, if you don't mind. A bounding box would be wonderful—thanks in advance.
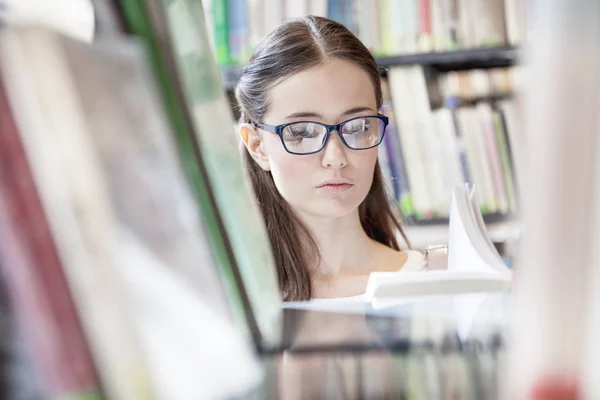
[321,131,348,169]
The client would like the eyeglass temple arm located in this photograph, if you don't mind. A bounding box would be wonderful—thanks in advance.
[253,122,277,133]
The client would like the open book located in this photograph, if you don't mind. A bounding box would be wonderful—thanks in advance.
[365,184,513,308]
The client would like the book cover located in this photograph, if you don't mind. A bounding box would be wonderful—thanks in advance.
[117,0,250,330]
[0,70,102,399]
[159,0,283,346]
[0,26,156,400]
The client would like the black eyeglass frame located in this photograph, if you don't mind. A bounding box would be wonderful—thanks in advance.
[253,114,389,155]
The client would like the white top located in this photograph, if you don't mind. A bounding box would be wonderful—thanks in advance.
[296,250,426,306]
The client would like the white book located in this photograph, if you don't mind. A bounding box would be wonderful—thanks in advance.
[430,0,448,51]
[476,103,509,214]
[498,99,525,196]
[0,27,154,400]
[284,0,308,19]
[264,0,284,32]
[1,25,263,400]
[308,0,328,17]
[390,0,405,54]
[410,67,448,215]
[389,67,434,218]
[0,0,95,42]
[365,185,511,309]
[433,108,465,206]
[247,0,266,48]
[459,107,498,213]
[504,0,524,45]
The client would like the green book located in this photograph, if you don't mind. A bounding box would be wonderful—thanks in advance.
[117,0,248,331]
[118,0,282,347]
[160,0,282,347]
[492,111,518,214]
[212,0,231,65]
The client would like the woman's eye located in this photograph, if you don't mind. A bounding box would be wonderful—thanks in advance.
[345,120,369,133]
[287,130,317,139]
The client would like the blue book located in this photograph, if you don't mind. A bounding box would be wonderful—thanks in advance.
[445,95,472,185]
[327,0,342,23]
[228,0,249,65]
[381,101,414,217]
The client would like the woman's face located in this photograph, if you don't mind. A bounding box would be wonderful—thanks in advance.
[255,58,380,220]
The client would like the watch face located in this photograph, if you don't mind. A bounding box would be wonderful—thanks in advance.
[425,245,449,270]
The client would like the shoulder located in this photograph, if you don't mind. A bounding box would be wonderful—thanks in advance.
[400,250,426,271]
[371,241,425,272]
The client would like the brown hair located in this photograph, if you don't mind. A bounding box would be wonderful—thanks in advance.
[236,16,409,301]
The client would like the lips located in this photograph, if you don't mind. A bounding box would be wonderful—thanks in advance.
[316,179,354,193]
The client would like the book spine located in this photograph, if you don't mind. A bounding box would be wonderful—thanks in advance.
[213,0,231,65]
[389,67,435,219]
[0,76,102,399]
[478,103,508,213]
[492,109,518,214]
[327,0,342,22]
[228,0,250,65]
[381,101,415,217]
[379,0,394,55]
[247,0,265,49]
[308,0,328,17]
[418,0,433,51]
[341,0,357,34]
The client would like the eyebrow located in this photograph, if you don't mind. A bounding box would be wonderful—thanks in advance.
[285,106,376,120]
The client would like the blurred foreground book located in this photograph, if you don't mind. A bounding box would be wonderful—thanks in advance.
[0,24,262,399]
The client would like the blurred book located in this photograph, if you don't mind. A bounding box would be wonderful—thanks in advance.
[154,0,283,347]
[0,26,156,400]
[384,66,519,224]
[0,23,264,399]
[0,62,102,399]
[203,0,525,66]
[0,0,95,42]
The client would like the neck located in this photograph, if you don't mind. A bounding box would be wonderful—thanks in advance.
[295,209,375,276]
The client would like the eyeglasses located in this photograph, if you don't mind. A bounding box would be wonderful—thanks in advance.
[253,115,389,155]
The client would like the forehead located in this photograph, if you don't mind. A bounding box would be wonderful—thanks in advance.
[264,58,377,123]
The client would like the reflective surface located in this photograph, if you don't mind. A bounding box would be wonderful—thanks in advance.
[254,294,508,399]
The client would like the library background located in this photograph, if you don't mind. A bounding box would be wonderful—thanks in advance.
[0,0,599,399]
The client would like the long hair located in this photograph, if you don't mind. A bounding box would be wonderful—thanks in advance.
[235,16,409,301]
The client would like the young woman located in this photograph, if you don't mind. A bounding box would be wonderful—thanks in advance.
[236,16,425,302]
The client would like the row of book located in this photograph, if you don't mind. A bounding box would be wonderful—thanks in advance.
[378,66,524,222]
[0,0,283,398]
[204,0,526,66]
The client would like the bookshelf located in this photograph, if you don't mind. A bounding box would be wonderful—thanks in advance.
[220,46,521,91]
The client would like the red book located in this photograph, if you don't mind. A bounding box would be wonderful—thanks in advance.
[0,75,102,397]
[419,0,431,35]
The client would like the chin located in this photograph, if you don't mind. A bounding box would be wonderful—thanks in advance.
[310,198,363,219]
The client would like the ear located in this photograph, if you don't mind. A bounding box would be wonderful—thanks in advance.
[240,123,271,171]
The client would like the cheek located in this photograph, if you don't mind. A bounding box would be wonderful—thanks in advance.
[352,148,379,189]
[264,138,314,204]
